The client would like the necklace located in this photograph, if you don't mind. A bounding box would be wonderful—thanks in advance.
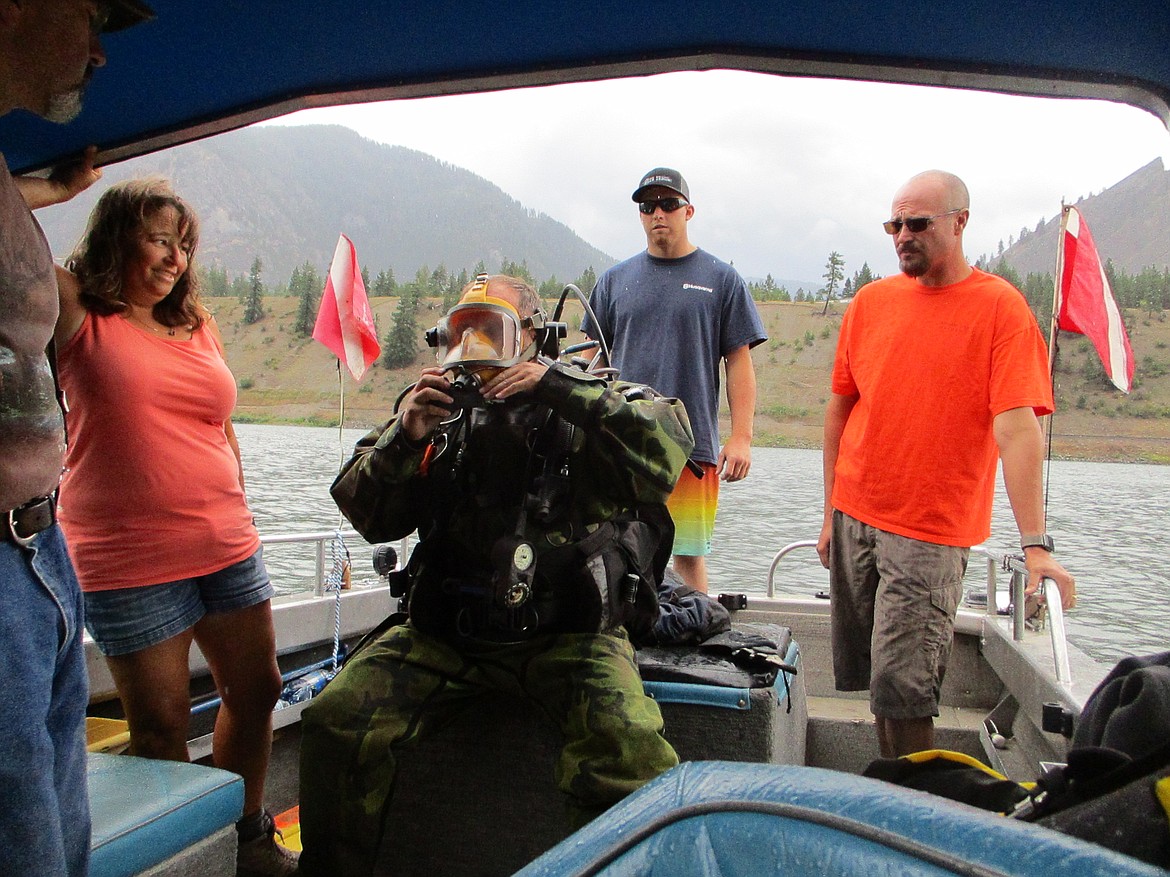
[127,313,180,337]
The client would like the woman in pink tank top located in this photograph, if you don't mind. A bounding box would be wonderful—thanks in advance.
[54,179,297,877]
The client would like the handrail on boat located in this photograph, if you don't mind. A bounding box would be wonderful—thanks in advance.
[1044,579,1072,685]
[767,540,1072,686]
[261,529,360,597]
[766,540,819,597]
[259,529,413,597]
[1005,554,1072,686]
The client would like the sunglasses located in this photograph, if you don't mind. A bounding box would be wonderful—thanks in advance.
[638,198,689,215]
[882,208,963,235]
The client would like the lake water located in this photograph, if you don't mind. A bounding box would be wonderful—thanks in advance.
[237,423,1168,666]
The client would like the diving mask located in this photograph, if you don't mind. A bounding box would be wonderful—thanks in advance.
[426,274,542,379]
[430,299,525,374]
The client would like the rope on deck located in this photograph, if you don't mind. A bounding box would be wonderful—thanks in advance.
[323,528,352,676]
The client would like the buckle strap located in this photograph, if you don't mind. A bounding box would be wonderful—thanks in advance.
[5,494,56,546]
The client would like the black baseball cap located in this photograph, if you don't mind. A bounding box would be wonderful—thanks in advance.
[104,0,156,32]
[632,167,689,203]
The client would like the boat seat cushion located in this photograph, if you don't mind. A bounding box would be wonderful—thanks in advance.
[515,760,1170,877]
[87,753,244,877]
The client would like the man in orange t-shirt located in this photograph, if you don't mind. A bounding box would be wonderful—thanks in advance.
[817,170,1076,758]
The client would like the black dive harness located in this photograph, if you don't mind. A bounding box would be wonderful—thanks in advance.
[388,396,664,643]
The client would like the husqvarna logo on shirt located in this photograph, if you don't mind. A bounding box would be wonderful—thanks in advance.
[683,283,715,293]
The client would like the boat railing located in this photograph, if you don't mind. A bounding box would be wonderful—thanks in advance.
[765,540,819,597]
[767,540,1072,686]
[260,529,361,597]
[1003,554,1072,685]
[259,529,413,597]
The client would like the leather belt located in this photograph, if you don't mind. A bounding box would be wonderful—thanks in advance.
[4,494,56,546]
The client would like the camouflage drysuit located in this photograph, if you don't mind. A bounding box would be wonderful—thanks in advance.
[298,361,694,876]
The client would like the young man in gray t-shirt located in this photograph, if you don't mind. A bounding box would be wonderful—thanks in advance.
[584,168,767,593]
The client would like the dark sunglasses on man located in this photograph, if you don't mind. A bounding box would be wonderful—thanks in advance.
[638,198,689,215]
[882,208,963,235]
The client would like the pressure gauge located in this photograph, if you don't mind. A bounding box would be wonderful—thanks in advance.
[513,542,535,572]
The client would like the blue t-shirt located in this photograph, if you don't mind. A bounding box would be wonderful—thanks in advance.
[584,249,767,464]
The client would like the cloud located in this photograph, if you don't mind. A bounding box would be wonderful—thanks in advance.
[263,71,1170,285]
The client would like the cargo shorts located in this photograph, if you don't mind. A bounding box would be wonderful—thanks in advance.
[828,510,967,720]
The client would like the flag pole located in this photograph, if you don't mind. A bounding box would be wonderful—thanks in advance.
[1043,202,1071,447]
[334,359,347,530]
[1048,203,1068,397]
[1039,203,1071,515]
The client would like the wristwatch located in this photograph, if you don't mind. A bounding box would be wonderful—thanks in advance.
[1020,534,1055,552]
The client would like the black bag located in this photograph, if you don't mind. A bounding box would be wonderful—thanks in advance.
[1022,651,1170,868]
[1070,650,1170,760]
[862,651,1170,869]
[863,750,1030,812]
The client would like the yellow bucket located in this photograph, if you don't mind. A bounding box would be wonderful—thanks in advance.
[86,717,130,754]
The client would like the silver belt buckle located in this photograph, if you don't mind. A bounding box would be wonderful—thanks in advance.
[6,507,36,547]
[6,496,51,547]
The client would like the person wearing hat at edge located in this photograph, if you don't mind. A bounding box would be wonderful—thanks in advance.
[0,2,153,876]
[297,273,694,876]
[583,168,767,593]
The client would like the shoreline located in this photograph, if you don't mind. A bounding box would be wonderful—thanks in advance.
[232,412,1170,466]
[751,435,1170,465]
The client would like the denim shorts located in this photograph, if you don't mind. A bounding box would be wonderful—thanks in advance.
[84,547,274,656]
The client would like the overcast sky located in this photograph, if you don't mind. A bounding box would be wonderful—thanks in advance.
[263,71,1170,288]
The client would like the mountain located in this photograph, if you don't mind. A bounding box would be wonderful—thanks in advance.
[989,158,1170,276]
[216,295,1170,465]
[32,125,616,285]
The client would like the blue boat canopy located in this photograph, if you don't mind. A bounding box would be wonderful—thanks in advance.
[3,1,1169,174]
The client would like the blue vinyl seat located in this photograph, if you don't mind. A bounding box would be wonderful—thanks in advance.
[87,753,243,877]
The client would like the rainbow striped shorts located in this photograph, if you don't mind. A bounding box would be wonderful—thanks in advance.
[666,461,719,556]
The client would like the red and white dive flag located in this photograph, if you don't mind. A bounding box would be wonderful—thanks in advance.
[313,233,381,381]
[1056,206,1133,394]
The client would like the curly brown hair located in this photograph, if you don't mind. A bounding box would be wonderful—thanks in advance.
[67,177,205,330]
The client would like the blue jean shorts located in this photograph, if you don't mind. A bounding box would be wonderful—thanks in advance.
[84,547,274,657]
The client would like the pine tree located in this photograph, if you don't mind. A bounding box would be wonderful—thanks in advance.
[243,256,265,325]
[538,275,562,310]
[292,261,322,336]
[500,258,535,287]
[821,251,845,315]
[382,287,421,368]
[443,269,467,311]
[412,265,432,301]
[855,261,877,289]
[991,259,1021,290]
[574,266,597,295]
[372,268,397,297]
[201,264,230,297]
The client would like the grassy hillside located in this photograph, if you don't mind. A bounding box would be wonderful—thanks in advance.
[216,297,1170,463]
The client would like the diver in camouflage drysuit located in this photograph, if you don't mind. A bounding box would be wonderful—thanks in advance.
[297,275,694,876]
